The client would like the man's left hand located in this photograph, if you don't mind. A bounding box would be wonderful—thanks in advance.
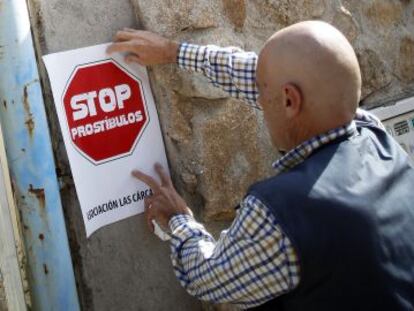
[132,163,193,232]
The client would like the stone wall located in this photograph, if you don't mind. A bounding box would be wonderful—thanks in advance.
[28,0,414,310]
[0,271,7,311]
[131,0,414,223]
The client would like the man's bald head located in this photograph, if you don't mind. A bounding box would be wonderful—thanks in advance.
[257,21,361,151]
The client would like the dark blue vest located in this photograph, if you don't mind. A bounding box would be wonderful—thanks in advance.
[248,123,414,311]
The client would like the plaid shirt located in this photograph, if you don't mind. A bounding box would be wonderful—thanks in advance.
[169,43,384,309]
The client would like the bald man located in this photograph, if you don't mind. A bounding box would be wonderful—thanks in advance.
[108,21,414,310]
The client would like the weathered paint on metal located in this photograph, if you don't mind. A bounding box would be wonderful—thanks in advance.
[0,0,80,310]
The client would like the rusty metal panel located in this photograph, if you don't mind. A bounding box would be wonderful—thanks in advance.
[0,0,80,310]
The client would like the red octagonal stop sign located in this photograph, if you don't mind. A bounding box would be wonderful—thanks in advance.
[62,59,149,165]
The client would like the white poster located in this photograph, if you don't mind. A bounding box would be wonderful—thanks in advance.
[43,43,168,237]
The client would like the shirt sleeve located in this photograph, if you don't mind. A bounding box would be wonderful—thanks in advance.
[177,43,260,109]
[168,195,300,309]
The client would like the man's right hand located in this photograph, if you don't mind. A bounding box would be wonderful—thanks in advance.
[107,28,179,66]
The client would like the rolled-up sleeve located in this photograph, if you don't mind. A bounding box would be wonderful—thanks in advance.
[169,195,300,309]
[177,43,260,109]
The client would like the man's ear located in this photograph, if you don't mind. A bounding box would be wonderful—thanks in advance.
[282,83,302,119]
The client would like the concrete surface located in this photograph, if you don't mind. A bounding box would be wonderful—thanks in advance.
[28,0,201,310]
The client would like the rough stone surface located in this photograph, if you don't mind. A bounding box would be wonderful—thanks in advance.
[247,0,326,27]
[192,100,274,220]
[339,0,414,106]
[28,0,414,310]
[222,0,247,31]
[365,0,403,28]
[332,5,358,43]
[133,0,220,35]
[357,49,392,100]
[398,37,414,83]
[0,271,7,311]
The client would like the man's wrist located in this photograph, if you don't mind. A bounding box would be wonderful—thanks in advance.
[166,41,180,64]
[177,43,206,72]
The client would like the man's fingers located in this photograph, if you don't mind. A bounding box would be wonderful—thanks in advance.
[125,54,141,64]
[155,163,172,187]
[132,170,161,193]
[114,30,148,42]
[144,204,154,232]
[106,41,138,54]
[114,30,136,42]
[144,196,154,209]
[106,42,132,54]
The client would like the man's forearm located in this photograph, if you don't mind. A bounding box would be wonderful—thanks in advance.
[107,30,260,108]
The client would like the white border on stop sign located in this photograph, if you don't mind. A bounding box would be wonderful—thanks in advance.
[43,43,169,237]
[60,58,151,166]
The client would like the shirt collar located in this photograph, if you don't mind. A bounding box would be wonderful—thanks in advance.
[272,121,358,175]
